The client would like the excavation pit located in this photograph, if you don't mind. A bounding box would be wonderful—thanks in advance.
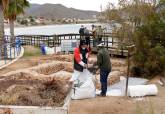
[0,69,72,114]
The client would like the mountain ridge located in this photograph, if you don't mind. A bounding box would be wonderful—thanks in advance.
[24,3,99,19]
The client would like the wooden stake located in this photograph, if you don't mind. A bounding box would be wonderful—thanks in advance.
[125,45,135,98]
[125,48,130,98]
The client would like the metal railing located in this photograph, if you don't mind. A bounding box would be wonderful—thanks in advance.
[4,33,128,56]
[8,33,119,47]
[0,41,22,67]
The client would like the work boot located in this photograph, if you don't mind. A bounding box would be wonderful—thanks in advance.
[97,92,106,97]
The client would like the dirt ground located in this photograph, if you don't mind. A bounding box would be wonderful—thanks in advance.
[69,81,165,114]
[0,46,73,75]
[69,75,165,114]
[0,46,165,114]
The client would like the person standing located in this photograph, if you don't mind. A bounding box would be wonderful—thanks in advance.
[84,27,90,50]
[79,25,85,40]
[91,24,97,46]
[96,25,103,45]
[97,43,111,97]
[15,36,21,55]
[69,40,89,83]
[40,42,46,55]
[91,24,96,38]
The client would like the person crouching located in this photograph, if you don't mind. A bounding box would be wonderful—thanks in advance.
[69,40,89,83]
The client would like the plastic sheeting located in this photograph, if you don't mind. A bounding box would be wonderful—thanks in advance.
[128,84,158,97]
[96,77,149,97]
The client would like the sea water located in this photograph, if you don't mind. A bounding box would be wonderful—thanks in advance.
[5,23,95,35]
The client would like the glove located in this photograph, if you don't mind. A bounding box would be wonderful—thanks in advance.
[84,64,88,69]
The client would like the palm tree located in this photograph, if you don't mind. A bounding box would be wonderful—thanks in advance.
[0,0,8,46]
[5,0,29,43]
[0,0,9,59]
[0,4,4,46]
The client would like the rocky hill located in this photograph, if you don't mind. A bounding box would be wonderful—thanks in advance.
[25,3,99,19]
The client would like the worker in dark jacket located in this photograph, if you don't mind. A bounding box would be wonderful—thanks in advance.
[84,27,91,50]
[97,43,111,97]
[69,40,89,83]
[79,25,85,40]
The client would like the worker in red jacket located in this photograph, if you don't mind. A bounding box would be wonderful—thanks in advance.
[69,40,90,83]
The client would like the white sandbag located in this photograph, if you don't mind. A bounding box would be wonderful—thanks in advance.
[78,69,93,82]
[70,69,93,82]
[128,84,158,97]
[45,46,55,54]
[106,89,123,96]
[69,70,81,82]
[71,77,95,99]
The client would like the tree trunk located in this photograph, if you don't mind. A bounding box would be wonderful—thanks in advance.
[9,19,14,44]
[0,4,5,58]
[0,4,4,46]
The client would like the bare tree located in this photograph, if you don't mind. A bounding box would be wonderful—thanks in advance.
[102,0,159,47]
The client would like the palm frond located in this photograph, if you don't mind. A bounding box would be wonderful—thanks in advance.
[2,0,9,11]
[5,0,30,20]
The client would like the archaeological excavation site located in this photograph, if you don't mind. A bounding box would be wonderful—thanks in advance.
[0,54,76,114]
[0,48,127,113]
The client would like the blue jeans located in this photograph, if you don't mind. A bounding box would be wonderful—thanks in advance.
[100,70,110,95]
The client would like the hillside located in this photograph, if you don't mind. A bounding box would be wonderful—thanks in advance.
[25,4,99,19]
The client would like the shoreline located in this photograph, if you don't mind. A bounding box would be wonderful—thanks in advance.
[4,22,98,29]
[4,23,100,35]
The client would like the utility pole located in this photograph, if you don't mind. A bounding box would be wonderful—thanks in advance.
[99,4,103,23]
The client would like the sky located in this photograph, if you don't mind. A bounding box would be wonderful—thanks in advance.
[27,0,118,11]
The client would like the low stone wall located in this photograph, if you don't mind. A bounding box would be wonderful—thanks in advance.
[0,61,74,114]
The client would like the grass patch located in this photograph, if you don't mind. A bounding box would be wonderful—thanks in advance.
[23,46,41,57]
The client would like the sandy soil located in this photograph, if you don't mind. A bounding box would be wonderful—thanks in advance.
[69,76,165,114]
[0,46,73,75]
[69,87,165,114]
[0,46,164,114]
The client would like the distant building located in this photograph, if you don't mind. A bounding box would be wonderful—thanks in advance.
[39,17,45,22]
[36,17,45,24]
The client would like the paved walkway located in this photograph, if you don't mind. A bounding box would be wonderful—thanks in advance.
[0,60,10,66]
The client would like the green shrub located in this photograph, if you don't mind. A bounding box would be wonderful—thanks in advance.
[132,21,165,77]
[23,46,41,57]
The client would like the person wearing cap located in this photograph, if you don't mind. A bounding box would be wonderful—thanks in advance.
[97,43,111,97]
[69,40,90,83]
